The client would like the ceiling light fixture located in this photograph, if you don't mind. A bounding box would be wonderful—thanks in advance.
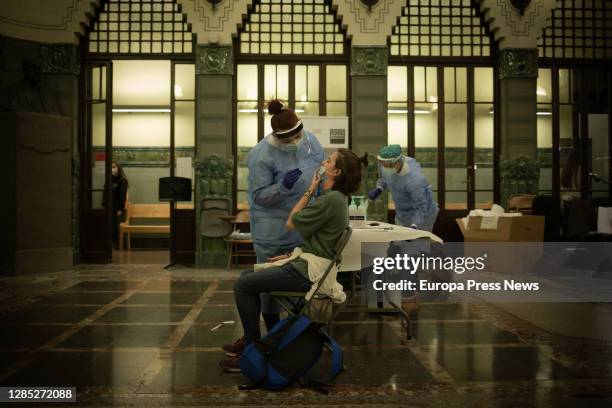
[112,108,171,113]
[388,109,431,114]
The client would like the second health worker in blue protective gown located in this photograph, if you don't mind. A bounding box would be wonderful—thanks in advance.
[368,144,439,231]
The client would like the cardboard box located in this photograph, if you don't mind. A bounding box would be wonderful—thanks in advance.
[456,215,545,274]
[456,215,545,242]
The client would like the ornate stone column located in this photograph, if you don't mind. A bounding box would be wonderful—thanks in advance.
[350,46,389,221]
[498,48,538,160]
[498,48,539,206]
[195,44,234,267]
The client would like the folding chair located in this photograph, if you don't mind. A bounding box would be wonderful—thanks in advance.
[267,227,352,336]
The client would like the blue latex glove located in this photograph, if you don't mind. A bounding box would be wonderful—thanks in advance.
[368,187,383,200]
[282,168,302,190]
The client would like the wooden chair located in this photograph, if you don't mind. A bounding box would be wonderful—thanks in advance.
[224,210,255,269]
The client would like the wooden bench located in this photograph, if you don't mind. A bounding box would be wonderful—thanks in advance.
[119,202,193,250]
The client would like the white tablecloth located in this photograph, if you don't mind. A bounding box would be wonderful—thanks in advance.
[337,221,442,308]
[339,221,443,272]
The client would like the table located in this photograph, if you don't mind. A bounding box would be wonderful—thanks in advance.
[340,221,442,272]
[334,221,443,339]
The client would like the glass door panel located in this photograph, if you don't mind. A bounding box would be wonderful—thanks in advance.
[173,63,195,206]
[444,103,468,209]
[474,67,494,208]
[82,62,113,262]
[414,66,439,203]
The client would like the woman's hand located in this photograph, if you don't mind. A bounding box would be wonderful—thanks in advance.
[309,168,322,192]
[267,253,290,262]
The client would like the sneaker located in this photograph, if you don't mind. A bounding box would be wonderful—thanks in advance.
[222,336,246,357]
[219,355,242,373]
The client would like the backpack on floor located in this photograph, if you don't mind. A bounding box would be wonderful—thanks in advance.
[239,315,343,393]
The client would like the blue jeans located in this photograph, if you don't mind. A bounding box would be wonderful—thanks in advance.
[234,263,312,343]
[253,241,297,314]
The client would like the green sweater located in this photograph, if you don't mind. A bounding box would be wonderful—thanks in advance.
[290,189,349,277]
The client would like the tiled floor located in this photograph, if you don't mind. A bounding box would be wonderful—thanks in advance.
[1,264,612,407]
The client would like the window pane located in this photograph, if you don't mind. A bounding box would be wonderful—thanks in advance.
[174,101,195,203]
[326,65,347,101]
[414,102,438,201]
[388,102,408,148]
[237,65,258,100]
[559,69,571,104]
[264,65,277,101]
[537,68,552,104]
[91,102,106,209]
[414,66,426,101]
[326,102,346,116]
[444,104,467,210]
[560,105,578,191]
[237,102,259,147]
[474,103,494,196]
[537,102,553,191]
[295,65,307,102]
[113,60,170,106]
[388,66,408,102]
[426,67,437,102]
[307,65,319,101]
[474,67,493,102]
[174,64,195,100]
[277,65,289,100]
[444,68,456,102]
[296,101,318,116]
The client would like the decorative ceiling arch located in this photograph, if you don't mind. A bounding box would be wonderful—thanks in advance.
[538,0,612,59]
[389,0,494,58]
[331,0,405,46]
[235,0,349,56]
[83,0,196,55]
[179,0,251,45]
[0,0,100,43]
[476,0,557,49]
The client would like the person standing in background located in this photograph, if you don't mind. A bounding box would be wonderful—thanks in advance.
[111,162,128,250]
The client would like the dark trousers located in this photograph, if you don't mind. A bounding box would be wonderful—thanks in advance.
[234,263,312,343]
[112,211,126,246]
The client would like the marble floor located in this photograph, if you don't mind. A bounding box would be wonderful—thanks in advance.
[1,264,612,407]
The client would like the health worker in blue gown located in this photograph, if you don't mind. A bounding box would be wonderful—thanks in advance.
[366,144,440,312]
[246,99,325,329]
[368,144,438,231]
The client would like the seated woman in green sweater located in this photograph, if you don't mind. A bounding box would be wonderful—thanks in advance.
[220,148,368,372]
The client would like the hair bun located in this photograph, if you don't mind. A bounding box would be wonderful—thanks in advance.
[267,99,284,115]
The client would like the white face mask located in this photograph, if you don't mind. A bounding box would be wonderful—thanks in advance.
[381,166,396,177]
[398,161,409,176]
[279,134,304,152]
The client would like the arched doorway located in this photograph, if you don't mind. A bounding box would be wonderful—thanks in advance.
[386,0,498,238]
[233,0,351,208]
[79,0,196,263]
[536,0,612,205]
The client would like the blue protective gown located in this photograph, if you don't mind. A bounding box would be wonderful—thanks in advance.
[376,156,439,231]
[247,131,325,262]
